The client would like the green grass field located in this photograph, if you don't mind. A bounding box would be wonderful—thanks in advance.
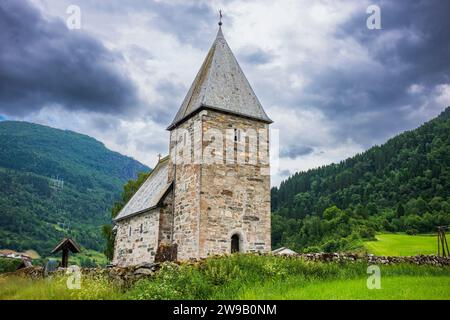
[67,249,108,267]
[239,276,450,300]
[363,233,446,256]
[1,255,449,300]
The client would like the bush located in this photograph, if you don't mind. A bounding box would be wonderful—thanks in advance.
[125,262,212,300]
[358,226,376,240]
[126,255,355,300]
[0,258,21,273]
[406,229,419,235]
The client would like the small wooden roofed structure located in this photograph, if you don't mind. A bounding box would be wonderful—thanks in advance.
[51,238,81,268]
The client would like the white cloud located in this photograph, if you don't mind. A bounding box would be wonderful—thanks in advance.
[269,105,364,185]
[12,0,450,187]
[408,84,425,94]
[435,84,450,107]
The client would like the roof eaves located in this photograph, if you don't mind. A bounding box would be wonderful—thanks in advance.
[51,238,81,254]
[167,104,273,130]
[114,181,173,222]
[114,157,167,220]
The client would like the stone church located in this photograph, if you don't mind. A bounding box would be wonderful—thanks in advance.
[113,22,272,267]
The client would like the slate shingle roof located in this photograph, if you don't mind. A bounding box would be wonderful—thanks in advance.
[114,157,172,222]
[167,27,272,130]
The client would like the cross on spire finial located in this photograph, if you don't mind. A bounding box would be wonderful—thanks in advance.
[218,10,223,27]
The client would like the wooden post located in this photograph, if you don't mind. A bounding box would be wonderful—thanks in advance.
[437,226,449,258]
[443,230,449,257]
[442,234,446,256]
[62,248,69,268]
[51,238,81,268]
[438,227,442,257]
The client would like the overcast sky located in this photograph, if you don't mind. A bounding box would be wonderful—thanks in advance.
[1,0,449,186]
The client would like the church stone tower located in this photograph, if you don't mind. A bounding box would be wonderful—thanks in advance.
[112,21,272,267]
[167,24,272,260]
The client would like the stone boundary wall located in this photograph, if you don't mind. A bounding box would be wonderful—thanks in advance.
[295,253,450,266]
[3,263,163,288]
[4,253,449,287]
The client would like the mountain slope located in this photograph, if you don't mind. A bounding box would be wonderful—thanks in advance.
[0,121,150,255]
[271,107,450,251]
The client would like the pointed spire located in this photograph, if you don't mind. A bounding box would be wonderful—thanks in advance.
[167,15,272,130]
[216,23,224,39]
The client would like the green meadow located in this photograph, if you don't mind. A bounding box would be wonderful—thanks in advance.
[1,255,449,300]
[364,233,447,256]
[239,276,450,300]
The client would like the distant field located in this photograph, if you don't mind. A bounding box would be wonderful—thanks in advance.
[240,275,450,300]
[364,233,447,256]
[67,249,108,267]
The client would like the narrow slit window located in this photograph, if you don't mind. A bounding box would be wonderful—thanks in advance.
[234,129,241,142]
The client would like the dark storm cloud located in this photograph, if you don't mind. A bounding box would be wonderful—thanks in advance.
[238,47,274,65]
[278,170,291,178]
[147,1,217,49]
[70,0,218,48]
[0,0,140,116]
[152,80,187,124]
[329,0,450,113]
[134,136,168,154]
[261,0,450,150]
[91,117,120,132]
[281,145,314,159]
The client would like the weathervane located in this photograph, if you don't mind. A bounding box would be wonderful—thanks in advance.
[218,10,223,27]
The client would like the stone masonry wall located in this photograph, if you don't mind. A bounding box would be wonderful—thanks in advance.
[199,110,271,257]
[158,190,174,246]
[168,109,271,260]
[168,112,203,260]
[113,210,160,267]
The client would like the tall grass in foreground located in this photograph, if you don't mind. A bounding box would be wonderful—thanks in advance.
[240,276,450,300]
[0,274,122,300]
[1,255,450,300]
[124,255,450,300]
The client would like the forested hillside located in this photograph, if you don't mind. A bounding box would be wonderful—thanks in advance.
[0,121,149,256]
[271,107,450,252]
